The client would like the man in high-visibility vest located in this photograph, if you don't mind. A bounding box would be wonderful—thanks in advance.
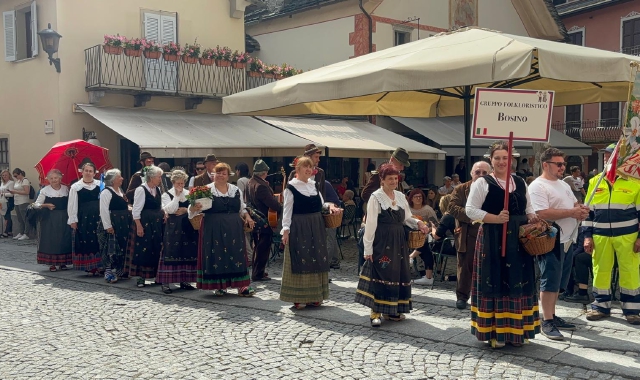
[583,143,640,325]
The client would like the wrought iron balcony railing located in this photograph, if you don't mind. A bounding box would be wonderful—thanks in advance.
[622,45,640,56]
[552,118,622,143]
[84,45,274,99]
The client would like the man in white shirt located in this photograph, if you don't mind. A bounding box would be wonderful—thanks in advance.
[528,148,589,341]
[438,176,454,195]
[563,166,585,203]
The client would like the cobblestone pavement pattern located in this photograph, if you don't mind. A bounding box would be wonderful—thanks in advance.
[1,238,639,379]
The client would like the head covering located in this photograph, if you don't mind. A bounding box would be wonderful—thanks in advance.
[253,159,270,172]
[203,154,218,163]
[303,144,322,156]
[78,157,94,172]
[391,147,410,167]
[603,143,616,153]
[139,151,155,164]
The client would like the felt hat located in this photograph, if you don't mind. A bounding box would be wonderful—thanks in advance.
[253,159,270,172]
[391,147,410,167]
[203,154,218,163]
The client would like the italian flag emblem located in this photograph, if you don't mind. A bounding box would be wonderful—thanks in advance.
[476,127,487,135]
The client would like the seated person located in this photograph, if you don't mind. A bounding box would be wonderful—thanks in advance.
[563,228,592,304]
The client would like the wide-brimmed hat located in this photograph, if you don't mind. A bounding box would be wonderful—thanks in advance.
[253,159,270,173]
[303,144,322,156]
[203,154,218,163]
[139,151,155,164]
[391,147,410,167]
[78,157,95,171]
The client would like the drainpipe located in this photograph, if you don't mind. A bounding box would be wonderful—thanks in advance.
[358,0,373,54]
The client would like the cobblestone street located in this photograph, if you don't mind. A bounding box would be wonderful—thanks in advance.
[1,238,639,380]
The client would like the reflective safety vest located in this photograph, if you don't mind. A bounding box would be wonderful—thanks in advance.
[583,174,640,238]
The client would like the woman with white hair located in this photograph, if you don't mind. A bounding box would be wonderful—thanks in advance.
[34,169,72,271]
[130,165,165,287]
[68,162,102,274]
[156,169,198,294]
[99,168,132,283]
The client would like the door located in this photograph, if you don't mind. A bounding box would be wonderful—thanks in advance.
[144,12,177,92]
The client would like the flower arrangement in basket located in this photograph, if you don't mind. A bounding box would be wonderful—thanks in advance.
[123,37,144,57]
[200,48,216,66]
[231,50,250,69]
[181,41,201,64]
[214,45,233,67]
[186,186,213,230]
[162,41,182,62]
[103,34,125,55]
[142,39,162,59]
[321,207,342,229]
[263,64,279,79]
[247,57,265,77]
[518,220,558,256]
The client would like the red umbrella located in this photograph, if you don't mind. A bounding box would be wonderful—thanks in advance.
[35,140,113,186]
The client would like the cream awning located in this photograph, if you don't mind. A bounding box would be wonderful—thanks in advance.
[393,117,593,157]
[78,105,314,158]
[257,117,445,160]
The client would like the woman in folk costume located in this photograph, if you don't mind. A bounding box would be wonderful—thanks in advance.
[99,169,132,283]
[465,140,540,348]
[68,162,102,274]
[189,162,256,296]
[130,165,165,287]
[280,156,341,309]
[156,169,198,294]
[356,164,428,327]
[34,169,72,271]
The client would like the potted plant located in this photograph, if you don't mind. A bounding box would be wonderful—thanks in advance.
[162,41,181,62]
[273,64,284,80]
[186,186,213,230]
[231,50,250,69]
[123,37,144,57]
[142,39,162,59]
[247,57,265,78]
[181,41,200,64]
[200,48,216,66]
[263,64,277,79]
[282,64,297,78]
[103,34,125,55]
[214,45,232,67]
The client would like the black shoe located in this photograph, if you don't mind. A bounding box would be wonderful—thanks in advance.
[330,262,341,269]
[252,276,272,282]
[558,292,567,301]
[564,293,590,304]
[553,315,576,331]
[456,300,467,310]
[541,320,564,341]
[179,282,195,290]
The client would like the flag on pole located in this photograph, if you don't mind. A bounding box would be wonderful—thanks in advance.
[605,141,620,184]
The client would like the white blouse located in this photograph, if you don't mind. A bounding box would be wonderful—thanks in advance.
[0,180,14,198]
[363,189,419,256]
[34,185,69,208]
[162,187,188,215]
[281,178,326,233]
[99,186,125,230]
[466,175,535,222]
[67,180,100,225]
[187,183,248,219]
[133,183,160,220]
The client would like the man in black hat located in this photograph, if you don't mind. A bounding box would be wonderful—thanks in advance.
[246,159,281,281]
[125,151,155,204]
[193,154,218,187]
[288,144,326,197]
[361,147,410,203]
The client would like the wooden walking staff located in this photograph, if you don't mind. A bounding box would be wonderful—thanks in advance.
[501,132,514,258]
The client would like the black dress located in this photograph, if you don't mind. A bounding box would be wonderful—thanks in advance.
[37,191,72,266]
[99,187,132,277]
[196,187,250,290]
[72,186,101,271]
[470,175,540,344]
[130,186,164,279]
[156,193,198,284]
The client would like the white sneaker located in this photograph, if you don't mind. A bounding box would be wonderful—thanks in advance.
[413,276,434,286]
[13,233,22,240]
[18,235,29,241]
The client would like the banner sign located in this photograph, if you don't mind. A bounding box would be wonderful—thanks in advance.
[620,68,640,180]
[472,88,554,142]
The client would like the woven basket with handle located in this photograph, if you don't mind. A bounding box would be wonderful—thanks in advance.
[408,230,426,249]
[189,214,204,231]
[323,212,342,228]
[519,220,555,256]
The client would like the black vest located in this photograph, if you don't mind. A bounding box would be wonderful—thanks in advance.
[481,175,527,216]
[105,188,128,211]
[288,184,322,215]
[142,186,161,211]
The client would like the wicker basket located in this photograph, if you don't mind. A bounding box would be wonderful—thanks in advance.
[189,214,204,231]
[408,230,426,249]
[519,221,556,256]
[323,212,342,228]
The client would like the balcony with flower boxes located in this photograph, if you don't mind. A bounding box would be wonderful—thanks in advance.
[84,37,299,109]
[551,118,622,144]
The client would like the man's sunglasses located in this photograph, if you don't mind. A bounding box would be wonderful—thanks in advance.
[546,161,567,167]
[196,167,205,171]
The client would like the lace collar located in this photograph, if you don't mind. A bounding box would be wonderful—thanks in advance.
[207,182,239,198]
[371,189,404,210]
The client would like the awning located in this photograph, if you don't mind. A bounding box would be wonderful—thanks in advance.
[78,105,313,158]
[392,116,593,157]
[257,117,446,160]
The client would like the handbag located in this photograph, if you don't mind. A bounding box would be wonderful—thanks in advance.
[0,195,7,216]
[25,204,39,228]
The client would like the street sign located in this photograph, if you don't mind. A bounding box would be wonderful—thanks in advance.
[472,88,554,142]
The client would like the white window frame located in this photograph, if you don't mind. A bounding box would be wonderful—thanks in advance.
[3,1,38,62]
[393,25,413,47]
[620,11,640,52]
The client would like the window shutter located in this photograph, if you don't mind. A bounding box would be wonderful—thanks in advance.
[30,1,38,57]
[3,10,16,62]
[160,15,176,44]
[143,12,160,42]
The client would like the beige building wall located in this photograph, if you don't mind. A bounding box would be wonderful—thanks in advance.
[478,0,528,36]
[0,0,245,182]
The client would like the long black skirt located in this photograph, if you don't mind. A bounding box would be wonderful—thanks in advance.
[37,209,72,266]
[99,210,133,277]
[72,202,101,271]
[129,209,164,279]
